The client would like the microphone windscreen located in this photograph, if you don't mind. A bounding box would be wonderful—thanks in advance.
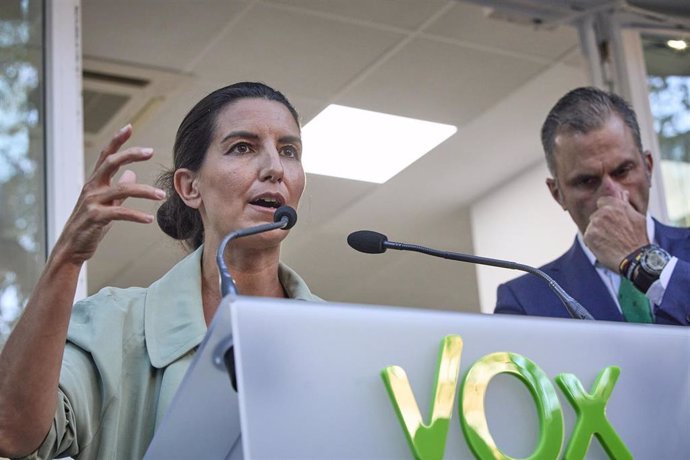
[274,205,298,229]
[347,230,388,254]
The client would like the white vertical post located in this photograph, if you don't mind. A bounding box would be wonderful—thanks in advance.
[574,12,669,223]
[609,25,669,223]
[45,0,87,299]
[575,14,605,90]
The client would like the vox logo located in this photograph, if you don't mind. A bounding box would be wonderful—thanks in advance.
[381,335,632,460]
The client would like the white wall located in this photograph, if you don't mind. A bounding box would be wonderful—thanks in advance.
[470,162,577,313]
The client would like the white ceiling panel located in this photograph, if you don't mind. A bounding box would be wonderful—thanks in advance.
[426,2,579,61]
[189,2,406,101]
[265,0,452,30]
[82,0,251,71]
[338,37,547,125]
[419,62,589,206]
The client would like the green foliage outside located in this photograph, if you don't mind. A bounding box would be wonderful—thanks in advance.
[0,1,45,348]
[648,75,690,227]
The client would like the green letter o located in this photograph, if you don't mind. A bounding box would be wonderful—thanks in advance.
[459,352,564,460]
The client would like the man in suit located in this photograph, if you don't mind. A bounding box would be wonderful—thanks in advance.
[494,87,690,325]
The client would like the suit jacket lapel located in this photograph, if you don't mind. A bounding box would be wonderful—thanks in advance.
[654,218,690,253]
[554,240,624,321]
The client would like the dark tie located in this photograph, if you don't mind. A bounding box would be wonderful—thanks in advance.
[618,277,653,323]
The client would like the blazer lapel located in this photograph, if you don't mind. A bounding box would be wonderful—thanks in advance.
[654,218,690,254]
[553,240,624,321]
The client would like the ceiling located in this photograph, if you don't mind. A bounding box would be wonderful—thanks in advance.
[80,0,685,312]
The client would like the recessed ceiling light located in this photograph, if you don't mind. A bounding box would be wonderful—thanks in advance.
[666,39,688,51]
[301,104,457,184]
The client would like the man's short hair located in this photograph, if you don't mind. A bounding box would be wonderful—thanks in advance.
[541,86,643,174]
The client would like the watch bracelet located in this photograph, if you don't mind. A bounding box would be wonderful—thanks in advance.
[619,245,648,280]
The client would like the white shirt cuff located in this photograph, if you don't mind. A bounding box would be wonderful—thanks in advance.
[646,256,678,305]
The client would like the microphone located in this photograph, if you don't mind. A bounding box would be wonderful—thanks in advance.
[347,230,595,320]
[215,206,297,392]
[217,205,298,297]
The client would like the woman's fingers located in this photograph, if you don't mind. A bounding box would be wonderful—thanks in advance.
[81,203,159,225]
[103,177,166,207]
[93,124,133,172]
[90,146,155,185]
[113,169,137,207]
[89,124,157,186]
[110,170,164,206]
[80,168,165,222]
[118,169,137,185]
[55,125,165,263]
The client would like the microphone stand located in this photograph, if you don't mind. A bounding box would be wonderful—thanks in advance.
[216,219,292,297]
[215,206,297,391]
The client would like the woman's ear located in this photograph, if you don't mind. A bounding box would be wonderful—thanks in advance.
[174,168,202,209]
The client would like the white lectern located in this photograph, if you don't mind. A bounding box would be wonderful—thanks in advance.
[146,296,690,459]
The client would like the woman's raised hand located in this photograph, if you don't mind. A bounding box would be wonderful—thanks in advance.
[0,125,167,457]
[53,124,166,265]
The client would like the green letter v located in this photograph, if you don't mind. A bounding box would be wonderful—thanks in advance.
[381,335,463,460]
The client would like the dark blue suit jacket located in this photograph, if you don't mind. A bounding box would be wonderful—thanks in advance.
[495,219,690,325]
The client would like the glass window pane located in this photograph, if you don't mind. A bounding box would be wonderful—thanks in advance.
[643,34,690,226]
[0,0,45,346]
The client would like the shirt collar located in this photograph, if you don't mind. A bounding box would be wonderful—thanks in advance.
[278,262,321,301]
[577,214,655,268]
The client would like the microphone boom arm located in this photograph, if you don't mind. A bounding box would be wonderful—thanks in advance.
[383,240,595,321]
[217,220,289,297]
[216,206,296,298]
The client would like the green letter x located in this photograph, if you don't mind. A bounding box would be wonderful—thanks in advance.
[556,366,632,460]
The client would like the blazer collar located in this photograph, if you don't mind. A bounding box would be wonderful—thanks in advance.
[145,247,207,368]
[561,238,624,321]
[143,247,319,368]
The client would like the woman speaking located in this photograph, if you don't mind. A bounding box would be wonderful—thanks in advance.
[0,82,320,459]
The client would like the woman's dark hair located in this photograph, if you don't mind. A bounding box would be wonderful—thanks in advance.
[156,81,300,249]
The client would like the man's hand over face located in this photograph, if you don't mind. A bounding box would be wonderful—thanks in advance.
[583,190,649,272]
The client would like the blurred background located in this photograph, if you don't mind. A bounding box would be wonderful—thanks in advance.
[1,0,689,346]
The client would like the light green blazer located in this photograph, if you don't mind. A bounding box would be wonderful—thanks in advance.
[22,246,320,459]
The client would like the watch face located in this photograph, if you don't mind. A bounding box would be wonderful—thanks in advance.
[641,247,670,274]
